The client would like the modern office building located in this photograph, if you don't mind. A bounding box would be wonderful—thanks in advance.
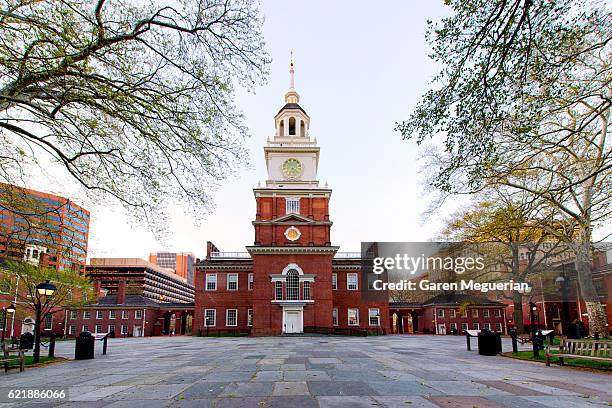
[193,61,390,336]
[148,252,195,284]
[87,258,195,304]
[0,183,89,272]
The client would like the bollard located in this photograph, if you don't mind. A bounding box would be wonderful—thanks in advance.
[48,333,56,358]
[102,335,108,355]
[466,333,471,351]
[511,335,518,353]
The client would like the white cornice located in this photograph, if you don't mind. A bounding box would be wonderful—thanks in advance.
[246,246,339,255]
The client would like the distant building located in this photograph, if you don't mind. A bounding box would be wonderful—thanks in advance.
[64,257,197,337]
[67,280,193,337]
[0,183,90,272]
[87,258,195,304]
[148,252,195,284]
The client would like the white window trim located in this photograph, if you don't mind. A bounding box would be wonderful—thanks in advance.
[247,309,253,326]
[472,309,479,317]
[248,273,254,291]
[206,274,217,291]
[96,311,103,319]
[450,309,456,318]
[368,308,380,326]
[83,311,91,319]
[286,197,300,214]
[348,308,359,326]
[347,273,358,290]
[332,273,338,290]
[437,309,444,318]
[332,308,338,326]
[204,309,216,327]
[82,325,89,332]
[109,310,116,319]
[483,309,490,318]
[135,310,143,319]
[494,309,501,317]
[227,273,238,291]
[473,323,480,330]
[226,309,238,327]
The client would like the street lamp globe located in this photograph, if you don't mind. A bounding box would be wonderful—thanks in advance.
[555,275,565,284]
[6,303,15,314]
[36,280,57,297]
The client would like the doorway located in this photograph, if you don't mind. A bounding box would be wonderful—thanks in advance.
[283,309,302,334]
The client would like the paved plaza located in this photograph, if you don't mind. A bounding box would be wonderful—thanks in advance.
[0,335,610,407]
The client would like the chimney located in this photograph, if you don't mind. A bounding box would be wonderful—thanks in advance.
[117,280,127,304]
[93,281,102,297]
[39,252,50,267]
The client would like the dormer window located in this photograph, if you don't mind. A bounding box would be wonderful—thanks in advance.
[289,117,296,135]
[286,198,300,214]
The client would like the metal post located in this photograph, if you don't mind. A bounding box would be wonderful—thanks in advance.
[33,302,42,363]
[466,333,471,351]
[48,333,56,358]
[1,308,6,345]
[102,336,108,355]
[512,335,518,353]
[529,302,539,359]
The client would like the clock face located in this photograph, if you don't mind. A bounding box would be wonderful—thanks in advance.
[284,226,301,241]
[282,158,303,179]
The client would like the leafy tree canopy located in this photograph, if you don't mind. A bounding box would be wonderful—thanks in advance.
[0,0,270,232]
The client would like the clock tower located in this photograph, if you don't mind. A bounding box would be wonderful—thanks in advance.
[247,55,336,335]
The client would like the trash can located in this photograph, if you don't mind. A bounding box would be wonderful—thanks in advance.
[19,332,34,350]
[75,331,95,360]
[477,329,501,356]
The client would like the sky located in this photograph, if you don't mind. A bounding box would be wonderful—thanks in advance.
[82,1,456,259]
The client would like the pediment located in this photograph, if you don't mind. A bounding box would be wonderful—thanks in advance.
[271,214,314,223]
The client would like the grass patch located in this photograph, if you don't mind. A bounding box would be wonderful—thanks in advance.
[2,355,56,367]
[507,350,612,371]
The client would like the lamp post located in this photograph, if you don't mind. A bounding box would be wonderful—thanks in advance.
[34,280,56,363]
[555,272,570,337]
[1,303,16,345]
[529,302,539,358]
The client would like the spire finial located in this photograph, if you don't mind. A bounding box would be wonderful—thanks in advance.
[289,50,295,90]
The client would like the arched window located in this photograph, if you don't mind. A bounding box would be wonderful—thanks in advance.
[288,117,296,135]
[286,270,299,300]
[300,120,305,137]
[279,119,285,136]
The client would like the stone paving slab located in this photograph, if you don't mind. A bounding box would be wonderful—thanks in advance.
[0,335,609,408]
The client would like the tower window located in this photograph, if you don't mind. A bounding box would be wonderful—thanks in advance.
[279,119,285,136]
[300,120,305,137]
[275,281,283,300]
[289,117,296,135]
[286,270,299,300]
[286,198,300,214]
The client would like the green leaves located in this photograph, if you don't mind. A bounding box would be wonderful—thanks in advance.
[0,0,270,235]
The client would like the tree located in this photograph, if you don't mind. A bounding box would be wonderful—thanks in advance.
[0,0,270,233]
[399,0,611,336]
[0,260,94,337]
[442,190,566,333]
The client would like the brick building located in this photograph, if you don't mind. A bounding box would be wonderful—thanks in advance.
[193,61,389,336]
[67,280,193,337]
[390,294,507,335]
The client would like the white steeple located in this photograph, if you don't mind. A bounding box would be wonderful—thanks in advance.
[263,52,320,189]
[284,51,300,104]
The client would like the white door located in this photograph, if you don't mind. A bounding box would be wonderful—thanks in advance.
[437,324,446,335]
[285,311,300,333]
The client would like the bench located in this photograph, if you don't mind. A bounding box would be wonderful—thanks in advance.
[546,337,612,366]
[1,343,25,373]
